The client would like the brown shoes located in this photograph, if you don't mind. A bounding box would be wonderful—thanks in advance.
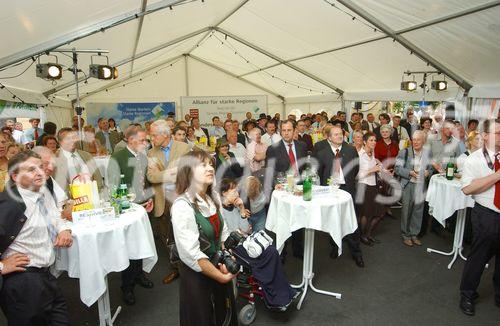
[412,238,422,246]
[403,239,413,247]
[163,271,180,284]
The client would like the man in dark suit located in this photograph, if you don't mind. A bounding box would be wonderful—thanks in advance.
[400,107,419,138]
[95,118,122,154]
[108,125,155,305]
[0,151,73,325]
[363,113,380,133]
[314,125,364,268]
[265,119,308,260]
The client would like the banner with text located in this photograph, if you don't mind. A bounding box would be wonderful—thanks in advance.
[86,102,175,130]
[181,95,267,126]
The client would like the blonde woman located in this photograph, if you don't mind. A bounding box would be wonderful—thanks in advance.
[456,131,482,173]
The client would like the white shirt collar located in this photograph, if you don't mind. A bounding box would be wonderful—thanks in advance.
[17,186,43,204]
[329,141,342,152]
[61,148,76,159]
[126,146,138,157]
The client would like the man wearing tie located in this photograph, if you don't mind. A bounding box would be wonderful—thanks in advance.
[458,118,500,316]
[315,125,364,268]
[147,120,190,284]
[53,128,103,193]
[108,125,155,305]
[22,118,43,144]
[0,151,73,325]
[363,113,380,133]
[265,120,308,261]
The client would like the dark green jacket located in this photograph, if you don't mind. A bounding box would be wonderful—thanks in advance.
[108,147,153,204]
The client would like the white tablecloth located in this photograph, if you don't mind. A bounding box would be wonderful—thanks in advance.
[425,174,475,226]
[266,186,358,255]
[55,204,158,307]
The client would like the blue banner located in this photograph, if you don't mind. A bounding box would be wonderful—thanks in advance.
[86,102,175,130]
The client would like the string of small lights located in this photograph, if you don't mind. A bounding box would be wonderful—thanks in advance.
[0,82,26,104]
[212,32,335,94]
[322,0,381,33]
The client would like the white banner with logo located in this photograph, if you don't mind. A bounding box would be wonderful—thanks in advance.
[181,95,267,126]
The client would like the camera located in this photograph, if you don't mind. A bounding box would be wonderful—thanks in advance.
[209,231,244,274]
[224,231,244,250]
[210,250,241,274]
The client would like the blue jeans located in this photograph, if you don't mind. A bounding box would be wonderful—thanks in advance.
[249,209,267,233]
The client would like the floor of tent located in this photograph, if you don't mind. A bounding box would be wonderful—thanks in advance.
[1,209,499,325]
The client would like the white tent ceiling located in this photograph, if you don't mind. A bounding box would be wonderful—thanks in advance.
[1,0,499,105]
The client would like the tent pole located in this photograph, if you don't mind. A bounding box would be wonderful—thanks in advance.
[184,54,190,96]
[0,0,188,70]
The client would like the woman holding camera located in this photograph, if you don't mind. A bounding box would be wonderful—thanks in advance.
[171,150,238,326]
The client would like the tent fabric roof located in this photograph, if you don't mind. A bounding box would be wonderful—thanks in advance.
[1,0,499,104]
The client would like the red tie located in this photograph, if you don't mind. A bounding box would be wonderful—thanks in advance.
[34,129,39,140]
[334,149,341,173]
[288,143,298,175]
[494,154,500,209]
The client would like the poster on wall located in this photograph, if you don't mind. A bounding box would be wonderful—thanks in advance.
[86,102,175,130]
[180,95,267,126]
[0,100,40,118]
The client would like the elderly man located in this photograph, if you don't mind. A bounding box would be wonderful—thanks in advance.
[430,120,462,173]
[395,130,433,246]
[227,130,247,167]
[261,120,282,146]
[147,120,190,284]
[108,126,155,305]
[12,122,24,144]
[95,118,121,154]
[53,128,103,192]
[246,128,267,173]
[0,151,73,325]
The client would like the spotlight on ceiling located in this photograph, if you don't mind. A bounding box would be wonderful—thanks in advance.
[36,63,62,80]
[401,81,417,92]
[89,64,118,80]
[431,80,447,91]
[89,54,118,80]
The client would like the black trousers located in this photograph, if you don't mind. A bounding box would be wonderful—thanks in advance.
[281,229,304,258]
[459,204,500,303]
[0,270,70,326]
[121,259,143,290]
[179,263,237,326]
[330,228,363,259]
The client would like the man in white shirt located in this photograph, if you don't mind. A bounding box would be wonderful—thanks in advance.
[53,128,103,193]
[261,120,282,146]
[0,151,72,325]
[458,118,500,316]
[12,122,24,144]
[227,131,247,167]
[209,116,226,138]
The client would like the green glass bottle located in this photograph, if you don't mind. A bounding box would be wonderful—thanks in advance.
[303,162,312,201]
[446,161,454,180]
[119,174,130,209]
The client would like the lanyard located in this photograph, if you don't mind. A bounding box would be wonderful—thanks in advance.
[483,146,494,171]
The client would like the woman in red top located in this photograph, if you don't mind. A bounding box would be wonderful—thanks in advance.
[374,124,400,219]
[374,125,399,171]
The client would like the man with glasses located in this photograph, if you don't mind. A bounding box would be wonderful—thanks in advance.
[108,125,155,305]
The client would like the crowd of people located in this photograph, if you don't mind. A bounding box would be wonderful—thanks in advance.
[0,107,498,324]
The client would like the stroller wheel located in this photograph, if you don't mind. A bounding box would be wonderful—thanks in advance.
[238,304,256,325]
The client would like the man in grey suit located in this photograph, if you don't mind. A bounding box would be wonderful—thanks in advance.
[394,130,432,247]
[53,128,103,193]
[95,118,122,154]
